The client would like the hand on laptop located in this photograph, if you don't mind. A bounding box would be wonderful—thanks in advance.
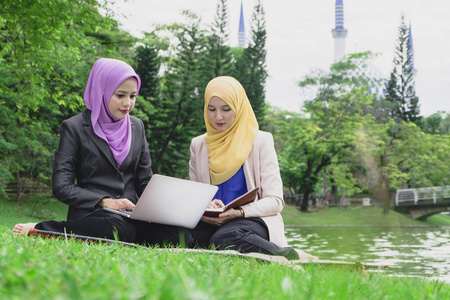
[99,197,135,211]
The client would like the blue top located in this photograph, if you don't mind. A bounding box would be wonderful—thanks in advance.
[213,166,247,205]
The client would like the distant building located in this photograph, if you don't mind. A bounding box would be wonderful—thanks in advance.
[331,0,388,97]
[408,22,417,76]
[238,0,246,47]
[331,0,348,62]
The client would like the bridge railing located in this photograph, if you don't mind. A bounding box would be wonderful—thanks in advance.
[395,186,450,206]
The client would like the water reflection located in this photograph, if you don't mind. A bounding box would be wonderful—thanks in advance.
[286,226,450,283]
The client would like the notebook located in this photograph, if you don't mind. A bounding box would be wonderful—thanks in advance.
[104,174,218,229]
[203,187,259,217]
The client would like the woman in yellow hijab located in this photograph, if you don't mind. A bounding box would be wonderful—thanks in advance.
[189,76,318,261]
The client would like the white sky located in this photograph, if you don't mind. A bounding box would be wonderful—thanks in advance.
[110,0,450,117]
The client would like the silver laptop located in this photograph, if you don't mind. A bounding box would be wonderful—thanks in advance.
[104,174,218,229]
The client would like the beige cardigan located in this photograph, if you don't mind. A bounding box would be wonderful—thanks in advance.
[189,130,288,247]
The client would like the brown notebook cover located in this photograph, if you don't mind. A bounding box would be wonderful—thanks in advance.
[203,187,259,217]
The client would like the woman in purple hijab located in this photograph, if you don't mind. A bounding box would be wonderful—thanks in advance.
[12,58,152,242]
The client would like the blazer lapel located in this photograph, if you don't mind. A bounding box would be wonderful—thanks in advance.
[82,110,118,170]
[199,137,212,184]
[118,121,135,170]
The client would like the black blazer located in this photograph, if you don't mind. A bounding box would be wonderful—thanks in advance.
[52,109,152,220]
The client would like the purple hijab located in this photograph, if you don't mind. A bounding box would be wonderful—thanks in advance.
[84,58,141,168]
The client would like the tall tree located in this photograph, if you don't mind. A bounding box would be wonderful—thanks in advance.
[147,12,208,177]
[234,0,267,128]
[132,32,165,165]
[281,53,376,212]
[384,16,420,124]
[204,0,234,79]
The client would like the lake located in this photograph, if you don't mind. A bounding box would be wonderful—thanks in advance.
[285,226,450,283]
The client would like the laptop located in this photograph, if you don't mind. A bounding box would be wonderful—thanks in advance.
[104,174,218,229]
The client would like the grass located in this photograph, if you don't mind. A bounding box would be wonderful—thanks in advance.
[1,194,449,299]
[1,228,449,299]
[0,193,67,228]
[282,204,450,226]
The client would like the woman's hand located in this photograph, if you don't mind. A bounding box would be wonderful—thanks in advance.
[207,199,224,209]
[99,198,135,211]
[200,208,241,226]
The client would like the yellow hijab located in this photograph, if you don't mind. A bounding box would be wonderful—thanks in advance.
[204,76,259,185]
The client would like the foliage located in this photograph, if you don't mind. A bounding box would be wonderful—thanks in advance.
[442,113,450,135]
[233,0,268,129]
[281,53,377,211]
[420,111,450,135]
[277,51,449,212]
[144,12,209,177]
[204,0,234,78]
[391,123,450,187]
[132,32,164,171]
[137,1,271,177]
[384,16,420,124]
[0,0,138,195]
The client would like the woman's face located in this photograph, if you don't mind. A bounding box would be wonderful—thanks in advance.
[108,78,137,120]
[207,96,236,132]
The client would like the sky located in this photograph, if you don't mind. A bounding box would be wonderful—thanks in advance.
[110,0,450,117]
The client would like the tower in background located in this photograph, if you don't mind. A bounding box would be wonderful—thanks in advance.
[331,0,348,62]
[238,0,246,47]
[408,22,416,75]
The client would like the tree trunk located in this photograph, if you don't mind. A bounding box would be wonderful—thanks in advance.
[300,183,313,212]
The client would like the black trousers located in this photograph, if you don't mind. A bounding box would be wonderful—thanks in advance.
[35,210,136,242]
[133,221,193,247]
[190,217,292,256]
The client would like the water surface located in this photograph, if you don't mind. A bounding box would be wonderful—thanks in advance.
[286,226,450,283]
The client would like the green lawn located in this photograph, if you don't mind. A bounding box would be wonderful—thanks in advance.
[282,203,450,226]
[1,227,448,299]
[1,194,449,299]
[4,194,450,230]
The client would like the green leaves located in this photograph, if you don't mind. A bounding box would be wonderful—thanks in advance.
[0,0,137,195]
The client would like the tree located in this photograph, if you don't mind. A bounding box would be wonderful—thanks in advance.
[419,111,450,135]
[0,0,137,197]
[280,53,377,212]
[234,0,268,128]
[421,113,443,135]
[132,32,164,169]
[390,123,450,188]
[146,12,208,177]
[441,113,450,135]
[204,0,234,79]
[384,16,420,124]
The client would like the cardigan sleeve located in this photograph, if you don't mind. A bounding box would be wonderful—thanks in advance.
[189,138,198,182]
[241,131,285,218]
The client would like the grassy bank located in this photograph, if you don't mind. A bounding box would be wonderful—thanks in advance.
[1,195,449,299]
[1,228,449,299]
[282,204,450,226]
[3,194,450,229]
